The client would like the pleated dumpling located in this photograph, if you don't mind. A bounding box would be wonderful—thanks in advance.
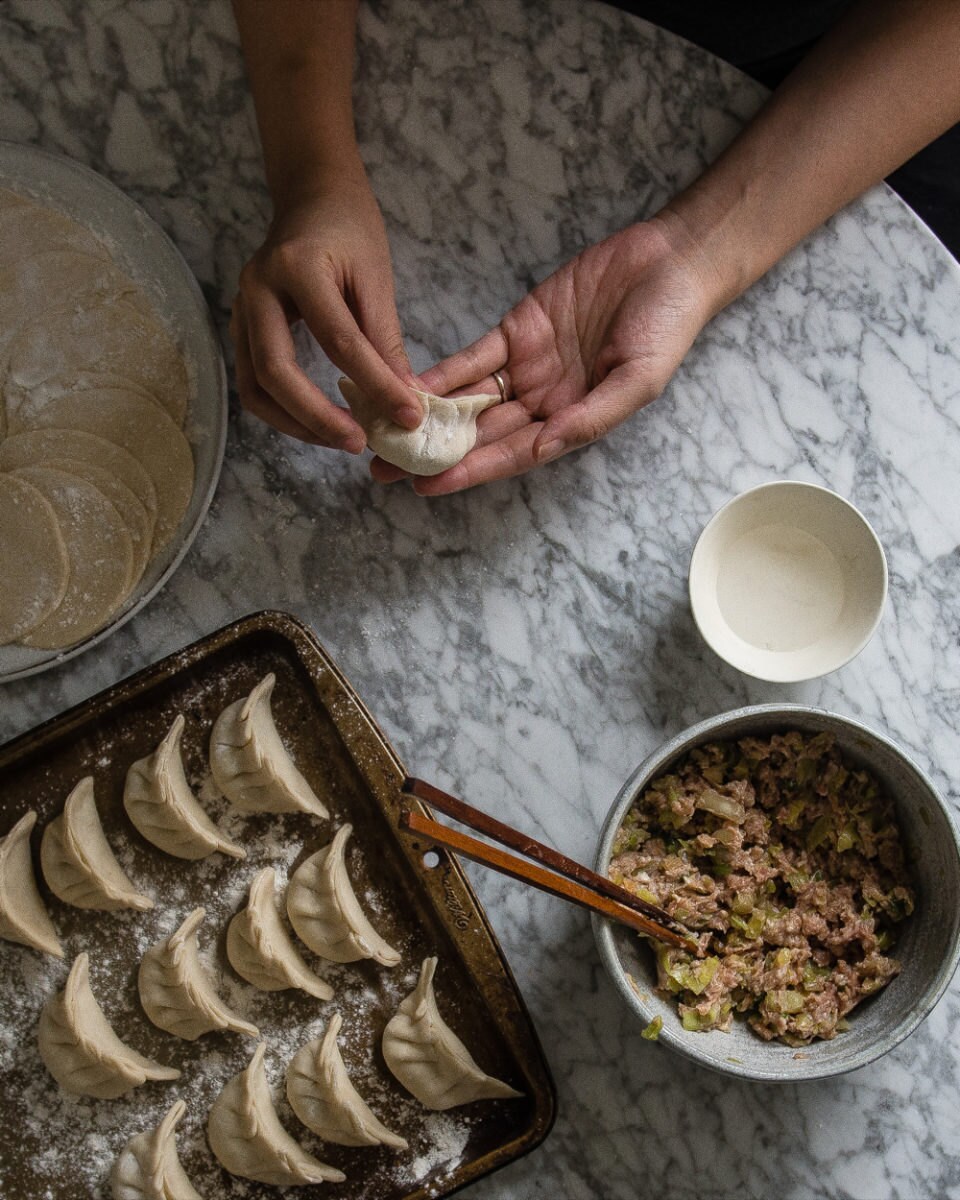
[38,952,180,1098]
[286,1013,407,1149]
[382,957,522,1110]
[226,867,333,1000]
[124,715,245,860]
[110,1099,202,1200]
[139,907,258,1041]
[41,776,153,912]
[207,1043,345,1186]
[338,377,500,476]
[286,824,400,966]
[209,674,328,817]
[0,810,63,957]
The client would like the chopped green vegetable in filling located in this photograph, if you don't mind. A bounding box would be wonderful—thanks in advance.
[609,731,915,1046]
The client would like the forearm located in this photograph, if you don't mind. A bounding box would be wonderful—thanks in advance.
[232,0,361,208]
[659,0,960,313]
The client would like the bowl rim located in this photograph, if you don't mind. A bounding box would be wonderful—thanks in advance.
[592,703,960,1081]
[688,481,889,683]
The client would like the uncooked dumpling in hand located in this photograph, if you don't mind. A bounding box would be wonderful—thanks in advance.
[339,378,499,475]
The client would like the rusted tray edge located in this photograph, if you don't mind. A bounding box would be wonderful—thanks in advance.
[0,609,557,1191]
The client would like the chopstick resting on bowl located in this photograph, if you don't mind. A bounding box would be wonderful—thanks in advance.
[400,777,699,953]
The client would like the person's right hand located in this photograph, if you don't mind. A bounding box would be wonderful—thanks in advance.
[230,160,421,450]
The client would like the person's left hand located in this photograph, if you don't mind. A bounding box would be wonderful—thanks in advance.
[370,216,720,494]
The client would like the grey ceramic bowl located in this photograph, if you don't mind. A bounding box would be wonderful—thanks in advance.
[593,704,960,1081]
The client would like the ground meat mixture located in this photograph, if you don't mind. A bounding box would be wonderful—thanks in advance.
[609,730,916,1045]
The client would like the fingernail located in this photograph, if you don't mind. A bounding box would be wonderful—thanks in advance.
[343,435,366,454]
[537,439,565,463]
[397,404,422,429]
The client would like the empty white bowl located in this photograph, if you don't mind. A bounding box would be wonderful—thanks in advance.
[688,481,887,682]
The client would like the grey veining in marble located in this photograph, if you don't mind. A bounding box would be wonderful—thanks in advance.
[1,0,960,1197]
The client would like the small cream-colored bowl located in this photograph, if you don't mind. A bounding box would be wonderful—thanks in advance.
[688,481,887,683]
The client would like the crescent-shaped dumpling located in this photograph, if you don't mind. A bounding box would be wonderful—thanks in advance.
[110,1099,203,1200]
[0,811,63,957]
[138,907,259,1041]
[286,1013,407,1149]
[286,824,400,966]
[338,378,500,476]
[41,776,153,911]
[226,868,333,1000]
[209,674,328,817]
[207,1043,345,1186]
[124,715,245,861]
[382,957,522,1110]
[38,952,180,1098]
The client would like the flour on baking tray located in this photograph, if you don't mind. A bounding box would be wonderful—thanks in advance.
[0,782,479,1198]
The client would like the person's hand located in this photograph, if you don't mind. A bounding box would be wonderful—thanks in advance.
[231,161,421,449]
[371,216,719,493]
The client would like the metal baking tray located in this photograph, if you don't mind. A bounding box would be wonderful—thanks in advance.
[0,610,555,1198]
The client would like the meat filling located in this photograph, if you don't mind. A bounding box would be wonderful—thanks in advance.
[609,731,915,1045]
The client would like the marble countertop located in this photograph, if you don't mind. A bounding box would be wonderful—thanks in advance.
[2,0,960,1196]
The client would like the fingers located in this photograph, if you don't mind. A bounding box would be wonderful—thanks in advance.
[531,364,659,464]
[294,274,422,430]
[412,425,543,496]
[235,291,366,451]
[418,327,509,398]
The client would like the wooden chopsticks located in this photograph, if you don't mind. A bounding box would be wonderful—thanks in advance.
[400,776,698,953]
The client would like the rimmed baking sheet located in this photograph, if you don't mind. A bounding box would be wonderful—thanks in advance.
[0,610,555,1198]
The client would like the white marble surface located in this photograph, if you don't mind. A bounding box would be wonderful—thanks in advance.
[2,0,960,1196]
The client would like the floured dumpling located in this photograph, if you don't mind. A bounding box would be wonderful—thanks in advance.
[40,776,154,912]
[207,1043,345,1186]
[139,907,258,1041]
[110,1099,202,1200]
[226,867,333,1000]
[287,1013,407,1149]
[339,377,499,476]
[124,714,245,861]
[382,957,522,1110]
[286,824,400,966]
[38,952,180,1098]
[0,810,63,958]
[209,673,328,817]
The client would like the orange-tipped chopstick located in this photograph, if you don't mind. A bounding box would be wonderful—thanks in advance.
[400,777,698,953]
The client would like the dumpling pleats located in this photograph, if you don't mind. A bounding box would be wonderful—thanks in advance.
[124,714,245,861]
[38,952,180,1098]
[0,810,63,957]
[287,1013,407,1149]
[207,1043,345,1186]
[110,1099,203,1200]
[209,674,328,817]
[41,776,153,911]
[286,824,400,966]
[139,907,258,1041]
[382,957,522,1110]
[226,867,333,1000]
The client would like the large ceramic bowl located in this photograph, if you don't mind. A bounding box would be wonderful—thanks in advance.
[593,705,960,1081]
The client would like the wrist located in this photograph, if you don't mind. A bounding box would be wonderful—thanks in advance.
[652,177,768,320]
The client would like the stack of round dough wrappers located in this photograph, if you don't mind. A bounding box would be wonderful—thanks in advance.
[0,186,194,651]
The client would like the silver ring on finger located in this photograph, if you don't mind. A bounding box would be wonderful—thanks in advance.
[492,370,508,404]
